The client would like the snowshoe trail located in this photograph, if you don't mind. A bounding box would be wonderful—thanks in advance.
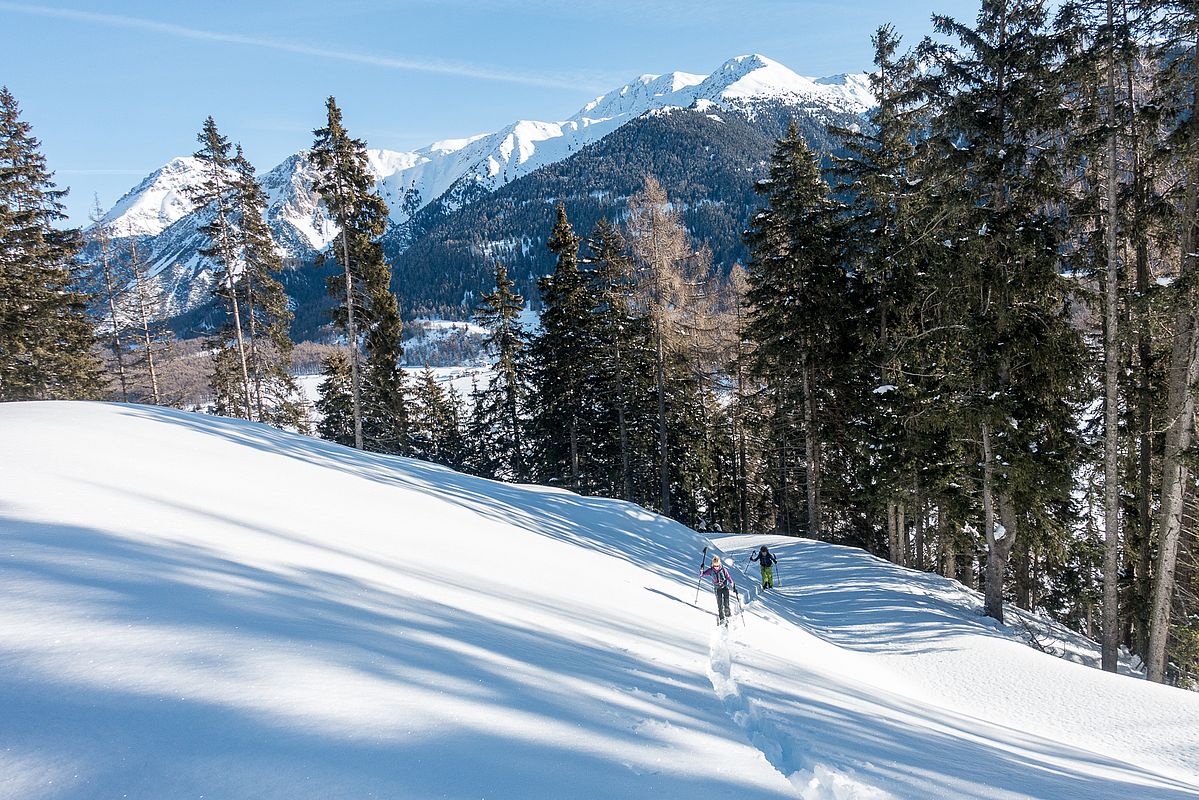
[707,620,890,799]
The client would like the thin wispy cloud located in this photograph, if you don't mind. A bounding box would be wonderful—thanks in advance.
[57,168,153,175]
[0,1,611,91]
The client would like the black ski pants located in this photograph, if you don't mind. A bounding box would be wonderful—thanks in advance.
[715,585,732,623]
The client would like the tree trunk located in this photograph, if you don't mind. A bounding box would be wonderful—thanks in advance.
[914,485,925,571]
[245,268,264,421]
[570,414,580,491]
[888,503,900,564]
[99,245,128,402]
[340,229,364,450]
[655,317,671,516]
[1100,0,1122,673]
[939,511,955,580]
[802,360,820,539]
[1013,537,1032,611]
[981,422,1015,623]
[1147,33,1199,682]
[779,426,790,535]
[618,403,631,502]
[1147,309,1199,681]
[962,530,976,591]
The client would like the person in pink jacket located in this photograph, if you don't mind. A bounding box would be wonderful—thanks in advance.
[700,555,736,626]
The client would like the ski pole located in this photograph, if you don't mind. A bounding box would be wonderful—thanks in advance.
[694,546,708,605]
[736,588,746,628]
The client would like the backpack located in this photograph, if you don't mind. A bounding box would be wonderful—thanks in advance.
[714,566,729,589]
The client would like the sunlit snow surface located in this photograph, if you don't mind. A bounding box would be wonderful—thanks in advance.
[1,402,1197,799]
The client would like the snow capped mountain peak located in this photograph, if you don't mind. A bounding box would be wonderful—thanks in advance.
[576,70,706,123]
[815,72,876,113]
[696,53,874,114]
[92,53,876,316]
[101,155,208,238]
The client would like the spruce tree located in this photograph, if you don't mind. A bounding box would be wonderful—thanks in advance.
[310,97,406,452]
[190,116,253,420]
[0,87,100,400]
[232,147,308,432]
[744,123,851,541]
[528,205,603,491]
[409,367,465,468]
[1144,0,1199,682]
[466,262,529,481]
[316,350,355,447]
[918,0,1086,623]
[583,218,657,502]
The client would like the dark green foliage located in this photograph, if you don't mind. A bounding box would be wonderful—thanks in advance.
[527,205,604,491]
[310,96,407,452]
[744,123,863,542]
[408,367,466,468]
[465,263,530,480]
[190,116,254,420]
[0,87,101,400]
[233,147,308,431]
[315,350,355,447]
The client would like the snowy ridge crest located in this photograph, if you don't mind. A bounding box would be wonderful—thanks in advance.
[99,54,872,246]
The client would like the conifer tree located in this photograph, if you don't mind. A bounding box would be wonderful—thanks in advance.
[310,96,406,452]
[409,367,465,468]
[316,350,355,447]
[744,123,851,541]
[917,0,1086,623]
[0,87,100,400]
[467,262,530,481]
[831,25,949,563]
[1145,0,1199,682]
[528,205,602,491]
[232,147,308,432]
[583,218,656,502]
[190,116,253,420]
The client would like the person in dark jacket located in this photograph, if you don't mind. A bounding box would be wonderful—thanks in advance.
[700,555,736,625]
[750,545,777,589]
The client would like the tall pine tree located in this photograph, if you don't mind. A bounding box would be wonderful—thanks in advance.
[0,87,100,400]
[310,97,406,453]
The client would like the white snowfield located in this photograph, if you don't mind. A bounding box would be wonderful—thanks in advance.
[1,402,1196,800]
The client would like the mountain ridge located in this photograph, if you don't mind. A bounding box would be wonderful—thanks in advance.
[86,53,875,329]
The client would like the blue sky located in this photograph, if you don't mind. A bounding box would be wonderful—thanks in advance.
[0,0,979,223]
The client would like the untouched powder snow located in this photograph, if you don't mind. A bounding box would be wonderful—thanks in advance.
[2,403,1198,799]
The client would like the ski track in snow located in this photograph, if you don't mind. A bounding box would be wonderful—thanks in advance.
[707,618,891,800]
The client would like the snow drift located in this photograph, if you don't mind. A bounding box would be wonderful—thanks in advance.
[1,402,1197,799]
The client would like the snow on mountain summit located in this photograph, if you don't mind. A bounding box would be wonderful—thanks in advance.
[101,156,208,238]
[696,54,875,114]
[98,54,871,248]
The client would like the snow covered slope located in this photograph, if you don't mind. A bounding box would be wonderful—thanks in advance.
[3,403,1195,799]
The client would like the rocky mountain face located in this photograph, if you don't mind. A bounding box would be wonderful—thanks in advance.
[85,54,873,339]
